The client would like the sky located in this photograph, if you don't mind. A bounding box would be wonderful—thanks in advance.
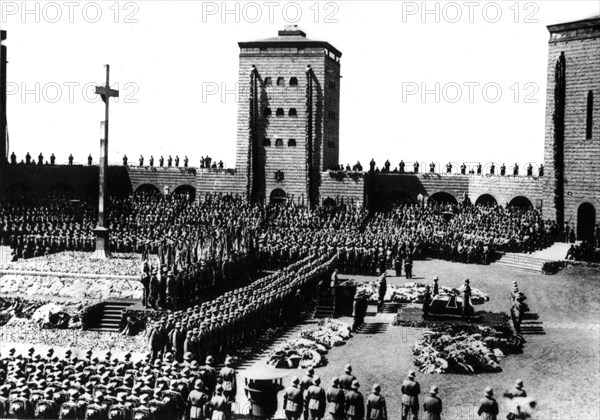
[1,1,599,167]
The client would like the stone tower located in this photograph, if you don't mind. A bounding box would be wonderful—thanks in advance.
[543,16,600,241]
[236,26,341,206]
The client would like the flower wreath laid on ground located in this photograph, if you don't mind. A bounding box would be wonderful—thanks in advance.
[267,319,352,369]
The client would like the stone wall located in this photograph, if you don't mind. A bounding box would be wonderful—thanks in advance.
[127,166,197,196]
[468,175,543,207]
[0,272,142,300]
[320,171,365,206]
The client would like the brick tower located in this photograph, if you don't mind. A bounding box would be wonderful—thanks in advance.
[236,25,341,206]
[543,17,600,241]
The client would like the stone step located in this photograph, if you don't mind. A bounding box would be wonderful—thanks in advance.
[495,261,542,272]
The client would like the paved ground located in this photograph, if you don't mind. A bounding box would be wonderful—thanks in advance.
[233,259,600,419]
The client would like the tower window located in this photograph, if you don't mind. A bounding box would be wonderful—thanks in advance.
[328,141,336,148]
[289,77,298,86]
[264,107,272,116]
[328,110,337,120]
[276,108,284,117]
[288,139,297,147]
[275,138,283,147]
[264,77,272,86]
[289,108,297,117]
[329,81,337,90]
[586,90,593,140]
[263,138,271,147]
[277,77,285,87]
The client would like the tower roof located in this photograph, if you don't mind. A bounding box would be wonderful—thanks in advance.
[238,25,342,57]
[547,15,600,41]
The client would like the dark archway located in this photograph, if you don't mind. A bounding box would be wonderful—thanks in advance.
[475,194,498,206]
[577,203,596,241]
[386,191,415,207]
[508,196,533,209]
[323,197,336,207]
[270,188,287,204]
[135,184,162,197]
[5,183,33,199]
[50,183,76,198]
[429,192,458,205]
[173,185,196,201]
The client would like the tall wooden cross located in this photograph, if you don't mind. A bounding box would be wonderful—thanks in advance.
[92,65,119,258]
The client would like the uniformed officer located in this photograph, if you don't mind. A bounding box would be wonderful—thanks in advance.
[326,378,344,420]
[477,387,499,420]
[423,386,442,420]
[432,276,439,296]
[377,275,387,313]
[84,391,106,419]
[107,393,129,420]
[423,286,432,319]
[187,379,209,420]
[34,388,58,419]
[207,384,230,420]
[218,357,236,403]
[283,376,303,420]
[400,371,420,420]
[300,367,315,420]
[366,384,387,420]
[305,376,326,420]
[58,389,81,419]
[504,379,527,398]
[199,356,217,397]
[339,365,356,392]
[462,279,472,320]
[131,394,151,420]
[344,380,364,420]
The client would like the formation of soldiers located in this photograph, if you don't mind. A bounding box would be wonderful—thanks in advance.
[281,365,530,420]
[0,347,236,420]
[146,253,337,361]
[1,193,260,263]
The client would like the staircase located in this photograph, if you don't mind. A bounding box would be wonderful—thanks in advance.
[380,302,401,313]
[494,242,579,273]
[495,253,548,272]
[86,301,135,332]
[314,292,335,318]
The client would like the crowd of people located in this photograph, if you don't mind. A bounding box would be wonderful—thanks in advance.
[366,159,544,177]
[0,349,534,420]
[7,152,226,170]
[0,346,237,420]
[566,240,600,263]
[281,364,533,420]
[1,191,558,288]
[146,253,336,364]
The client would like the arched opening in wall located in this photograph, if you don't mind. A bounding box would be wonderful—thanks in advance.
[508,196,533,209]
[270,188,287,205]
[386,191,415,207]
[429,192,458,205]
[475,194,498,207]
[323,197,336,207]
[173,185,196,201]
[289,77,298,86]
[5,183,34,202]
[222,194,234,203]
[577,202,596,242]
[50,183,76,199]
[135,184,162,197]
